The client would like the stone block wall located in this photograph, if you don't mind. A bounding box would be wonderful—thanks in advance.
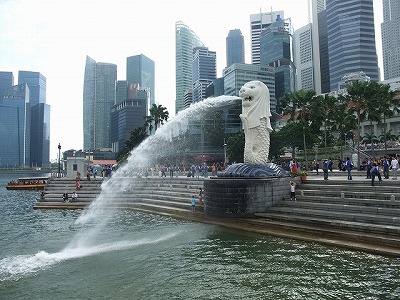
[204,177,297,217]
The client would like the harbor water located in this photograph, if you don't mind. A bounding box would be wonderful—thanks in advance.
[0,173,399,299]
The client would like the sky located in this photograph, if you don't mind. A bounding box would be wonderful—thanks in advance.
[0,0,383,161]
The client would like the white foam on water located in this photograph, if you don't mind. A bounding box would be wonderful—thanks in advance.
[0,230,180,281]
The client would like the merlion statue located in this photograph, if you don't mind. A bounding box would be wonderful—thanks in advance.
[239,81,273,165]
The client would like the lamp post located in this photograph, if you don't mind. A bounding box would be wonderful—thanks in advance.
[223,140,227,167]
[58,143,61,178]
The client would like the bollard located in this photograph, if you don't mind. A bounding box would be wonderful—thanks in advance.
[341,192,345,199]
[391,194,395,201]
[301,190,304,197]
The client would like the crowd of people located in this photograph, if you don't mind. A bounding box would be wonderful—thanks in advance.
[286,155,399,186]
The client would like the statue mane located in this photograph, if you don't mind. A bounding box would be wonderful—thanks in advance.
[240,81,272,130]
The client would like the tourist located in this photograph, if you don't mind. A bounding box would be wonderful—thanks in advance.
[366,158,372,179]
[289,181,296,201]
[328,157,333,172]
[75,181,81,190]
[391,156,398,180]
[62,192,69,202]
[198,187,204,206]
[314,160,319,175]
[191,195,196,211]
[292,160,298,173]
[383,157,390,179]
[344,157,353,180]
[371,163,382,186]
[322,158,329,180]
[71,191,78,202]
[93,168,97,180]
[76,171,81,181]
[289,159,294,172]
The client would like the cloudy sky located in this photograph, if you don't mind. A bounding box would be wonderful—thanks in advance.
[0,0,383,160]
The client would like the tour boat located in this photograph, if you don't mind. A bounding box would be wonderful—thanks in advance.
[6,177,49,190]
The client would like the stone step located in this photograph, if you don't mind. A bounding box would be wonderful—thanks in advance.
[297,194,400,208]
[281,200,400,217]
[298,189,397,200]
[265,206,400,226]
[255,212,400,236]
[248,217,400,248]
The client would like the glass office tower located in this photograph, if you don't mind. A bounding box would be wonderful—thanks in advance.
[326,0,379,91]
[175,21,204,114]
[226,29,245,67]
[126,54,155,106]
[83,56,117,151]
[382,0,400,80]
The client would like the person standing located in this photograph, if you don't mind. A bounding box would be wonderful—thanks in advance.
[371,163,382,186]
[191,195,196,212]
[391,156,398,180]
[366,158,372,179]
[314,160,319,175]
[198,188,204,206]
[383,157,390,179]
[322,159,329,180]
[344,157,353,180]
[289,181,296,201]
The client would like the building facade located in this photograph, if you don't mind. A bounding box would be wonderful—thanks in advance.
[0,72,14,95]
[223,63,276,111]
[110,87,148,153]
[18,71,50,167]
[326,0,379,91]
[0,84,31,167]
[226,29,245,67]
[250,10,284,65]
[83,56,117,151]
[126,54,155,106]
[382,0,400,80]
[192,47,216,103]
[175,21,204,114]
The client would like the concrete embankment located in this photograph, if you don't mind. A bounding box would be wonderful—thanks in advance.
[35,172,400,257]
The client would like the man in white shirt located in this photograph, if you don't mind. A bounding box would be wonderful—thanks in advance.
[391,156,398,180]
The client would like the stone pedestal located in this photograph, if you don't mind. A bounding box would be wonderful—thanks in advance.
[204,177,295,218]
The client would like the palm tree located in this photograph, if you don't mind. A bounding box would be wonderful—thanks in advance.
[281,90,319,170]
[316,94,338,155]
[345,80,372,169]
[374,83,400,154]
[146,104,169,134]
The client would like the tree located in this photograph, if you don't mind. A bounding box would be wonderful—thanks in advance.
[281,89,319,169]
[345,80,373,169]
[226,132,244,163]
[145,104,169,134]
[117,126,148,162]
[315,94,338,155]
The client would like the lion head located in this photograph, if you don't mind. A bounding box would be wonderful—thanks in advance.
[239,81,271,129]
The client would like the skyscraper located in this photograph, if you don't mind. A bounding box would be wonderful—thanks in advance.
[326,0,379,91]
[260,17,294,112]
[250,10,284,65]
[192,47,216,103]
[382,0,400,80]
[0,72,13,94]
[83,56,117,151]
[126,54,155,106]
[18,71,50,167]
[226,29,245,67]
[175,21,204,114]
[18,71,46,106]
[0,83,31,167]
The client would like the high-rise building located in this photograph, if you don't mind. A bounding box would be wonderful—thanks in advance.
[250,10,284,65]
[192,47,216,103]
[318,8,331,93]
[0,72,14,94]
[111,84,148,153]
[18,71,46,106]
[226,29,245,67]
[115,80,127,105]
[126,54,155,106]
[382,0,400,80]
[326,0,379,91]
[83,56,117,151]
[30,103,50,168]
[18,71,50,167]
[260,17,294,111]
[223,63,276,111]
[175,21,204,114]
[0,83,31,167]
[293,0,325,93]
